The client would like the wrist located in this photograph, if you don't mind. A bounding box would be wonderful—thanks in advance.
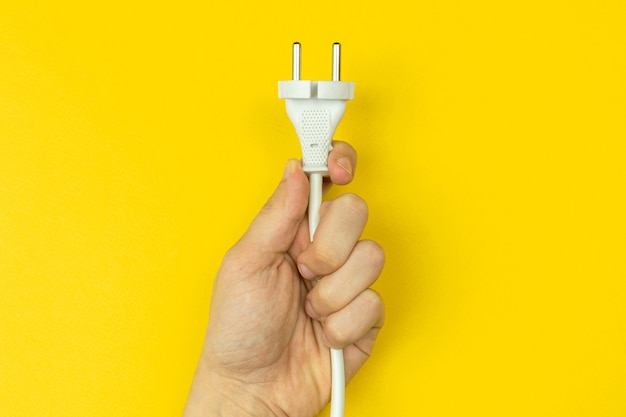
[184,360,285,417]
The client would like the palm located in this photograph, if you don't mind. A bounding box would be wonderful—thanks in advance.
[205,225,333,416]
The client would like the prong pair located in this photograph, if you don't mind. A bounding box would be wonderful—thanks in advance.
[292,42,341,81]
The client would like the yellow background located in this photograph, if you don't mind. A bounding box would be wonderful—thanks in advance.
[1,1,625,416]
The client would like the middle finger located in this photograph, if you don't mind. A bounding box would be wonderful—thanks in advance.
[296,193,368,279]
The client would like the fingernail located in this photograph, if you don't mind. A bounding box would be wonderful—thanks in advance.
[298,263,317,280]
[336,157,353,176]
[282,159,298,181]
[305,300,320,320]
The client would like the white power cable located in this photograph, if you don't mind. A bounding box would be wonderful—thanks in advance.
[308,172,345,417]
[308,173,323,242]
[329,348,346,417]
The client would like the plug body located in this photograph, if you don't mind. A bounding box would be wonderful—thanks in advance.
[278,43,354,175]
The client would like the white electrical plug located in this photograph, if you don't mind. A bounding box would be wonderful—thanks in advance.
[278,42,354,417]
[279,42,354,176]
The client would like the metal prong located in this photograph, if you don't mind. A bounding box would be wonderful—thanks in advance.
[332,42,341,81]
[292,42,301,81]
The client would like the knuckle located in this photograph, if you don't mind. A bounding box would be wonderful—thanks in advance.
[362,289,385,327]
[339,193,368,222]
[324,289,386,348]
[312,242,344,270]
[363,288,383,307]
[313,284,334,313]
[324,317,350,347]
[359,240,385,270]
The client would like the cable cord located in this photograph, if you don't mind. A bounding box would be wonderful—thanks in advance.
[308,173,345,417]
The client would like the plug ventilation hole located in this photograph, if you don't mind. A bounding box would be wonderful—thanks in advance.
[300,109,332,166]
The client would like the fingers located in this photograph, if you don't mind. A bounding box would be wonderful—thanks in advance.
[321,140,357,197]
[303,239,385,352]
[326,294,385,383]
[328,140,357,186]
[343,326,383,382]
[322,289,385,350]
[235,140,356,257]
[238,159,309,255]
[305,240,384,319]
[296,191,383,351]
[296,193,368,279]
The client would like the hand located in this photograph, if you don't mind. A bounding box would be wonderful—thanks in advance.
[184,142,385,417]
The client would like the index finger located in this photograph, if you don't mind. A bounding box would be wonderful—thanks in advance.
[327,140,357,186]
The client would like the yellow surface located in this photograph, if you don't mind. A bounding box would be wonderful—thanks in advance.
[1,1,625,416]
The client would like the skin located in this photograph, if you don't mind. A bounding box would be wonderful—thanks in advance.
[184,141,385,417]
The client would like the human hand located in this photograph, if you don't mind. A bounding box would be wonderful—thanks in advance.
[184,142,385,417]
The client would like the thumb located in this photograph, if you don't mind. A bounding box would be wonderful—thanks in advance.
[238,159,309,255]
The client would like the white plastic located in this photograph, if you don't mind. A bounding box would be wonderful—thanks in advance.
[330,347,345,417]
[308,173,346,417]
[308,173,323,242]
[280,75,353,417]
[279,80,354,175]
